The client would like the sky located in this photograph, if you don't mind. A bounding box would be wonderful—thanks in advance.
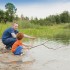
[0,0,70,19]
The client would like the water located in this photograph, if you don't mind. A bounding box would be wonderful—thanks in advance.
[22,39,70,70]
[0,39,70,70]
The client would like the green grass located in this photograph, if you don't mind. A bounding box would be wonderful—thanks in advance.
[0,22,70,43]
[19,23,70,43]
[0,23,11,38]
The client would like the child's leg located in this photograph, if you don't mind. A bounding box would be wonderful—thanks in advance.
[14,46,23,55]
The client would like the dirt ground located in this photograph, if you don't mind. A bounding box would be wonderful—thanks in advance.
[0,40,35,70]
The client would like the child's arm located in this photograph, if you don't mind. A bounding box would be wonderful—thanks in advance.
[22,39,35,49]
[22,44,31,49]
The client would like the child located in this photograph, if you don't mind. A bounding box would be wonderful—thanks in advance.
[11,33,29,55]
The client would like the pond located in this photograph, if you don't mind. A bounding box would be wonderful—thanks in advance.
[0,39,70,70]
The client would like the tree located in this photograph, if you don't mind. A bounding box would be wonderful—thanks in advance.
[5,3,17,22]
[21,14,24,20]
[15,15,19,20]
[4,11,9,23]
[60,11,70,23]
[54,15,61,24]
[0,9,4,23]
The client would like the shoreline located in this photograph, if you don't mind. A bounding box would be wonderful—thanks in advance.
[0,39,70,70]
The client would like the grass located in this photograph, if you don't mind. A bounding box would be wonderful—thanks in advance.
[0,23,11,38]
[0,21,70,43]
[19,23,70,43]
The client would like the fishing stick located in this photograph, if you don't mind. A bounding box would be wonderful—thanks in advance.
[29,40,63,50]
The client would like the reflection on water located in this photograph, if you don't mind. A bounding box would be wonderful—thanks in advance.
[22,39,70,70]
[0,39,70,70]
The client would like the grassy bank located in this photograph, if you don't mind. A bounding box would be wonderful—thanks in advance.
[0,22,70,43]
[19,23,70,43]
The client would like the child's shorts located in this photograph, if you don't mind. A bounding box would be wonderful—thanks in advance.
[13,46,23,55]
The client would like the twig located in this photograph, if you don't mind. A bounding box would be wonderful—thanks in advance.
[29,41,63,50]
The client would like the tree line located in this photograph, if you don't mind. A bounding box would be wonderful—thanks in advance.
[0,2,70,25]
[30,11,70,25]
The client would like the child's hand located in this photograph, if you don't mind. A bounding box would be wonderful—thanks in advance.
[23,43,33,50]
[27,47,31,49]
[23,46,30,50]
